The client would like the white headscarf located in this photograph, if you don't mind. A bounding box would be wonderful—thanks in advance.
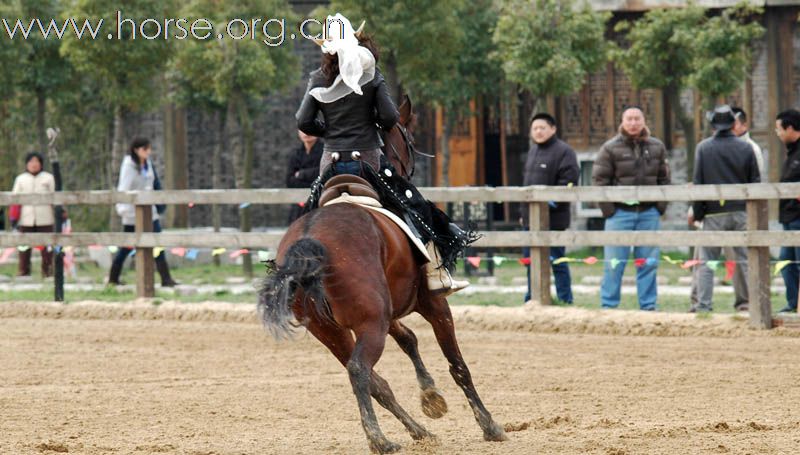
[309,13,376,104]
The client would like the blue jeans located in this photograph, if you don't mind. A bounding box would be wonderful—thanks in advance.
[523,243,573,304]
[779,219,800,310]
[112,220,165,269]
[601,207,661,310]
[333,161,363,176]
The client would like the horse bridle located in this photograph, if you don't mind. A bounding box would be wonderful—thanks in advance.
[388,122,434,179]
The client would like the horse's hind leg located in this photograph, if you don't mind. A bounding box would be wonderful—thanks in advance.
[304,319,400,453]
[418,295,508,442]
[389,320,448,419]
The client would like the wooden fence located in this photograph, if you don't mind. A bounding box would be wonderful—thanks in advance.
[3,182,800,329]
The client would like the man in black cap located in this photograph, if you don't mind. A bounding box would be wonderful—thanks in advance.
[690,104,760,312]
[774,109,800,313]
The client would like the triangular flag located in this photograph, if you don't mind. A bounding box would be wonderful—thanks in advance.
[706,260,720,271]
[258,250,271,262]
[774,260,792,276]
[634,258,647,268]
[681,259,700,269]
[662,255,681,265]
[129,249,136,257]
[492,256,507,266]
[623,200,640,206]
[584,256,598,265]
[518,258,531,266]
[185,249,199,260]
[553,257,571,265]
[645,257,657,266]
[212,248,226,256]
[108,246,119,254]
[239,202,251,209]
[170,247,186,257]
[229,248,249,259]
[719,200,726,207]
[17,245,30,252]
[0,248,14,264]
[725,261,736,281]
[153,247,165,258]
[610,258,621,269]
[88,244,102,250]
[467,256,481,268]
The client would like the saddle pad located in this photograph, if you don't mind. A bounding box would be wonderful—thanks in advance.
[323,193,431,262]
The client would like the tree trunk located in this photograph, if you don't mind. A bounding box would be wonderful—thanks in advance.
[36,88,47,157]
[665,85,696,178]
[440,114,453,187]
[385,53,401,102]
[237,99,254,279]
[110,104,125,232]
[167,105,189,228]
[212,110,224,267]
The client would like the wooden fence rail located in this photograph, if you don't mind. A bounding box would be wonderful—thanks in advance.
[2,182,799,329]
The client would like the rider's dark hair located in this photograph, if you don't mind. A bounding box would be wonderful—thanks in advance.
[321,35,380,86]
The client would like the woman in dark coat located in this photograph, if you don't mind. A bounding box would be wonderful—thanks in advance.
[295,15,473,294]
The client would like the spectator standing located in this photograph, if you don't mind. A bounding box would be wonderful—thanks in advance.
[774,109,800,313]
[11,152,55,277]
[592,107,671,311]
[286,130,323,224]
[520,113,579,304]
[107,138,177,287]
[691,105,760,312]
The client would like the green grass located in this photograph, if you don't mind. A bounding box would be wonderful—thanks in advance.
[1,251,789,314]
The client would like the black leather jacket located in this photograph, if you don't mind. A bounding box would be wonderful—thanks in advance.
[296,68,399,152]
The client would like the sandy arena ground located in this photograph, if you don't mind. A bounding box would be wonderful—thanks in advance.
[2,301,800,455]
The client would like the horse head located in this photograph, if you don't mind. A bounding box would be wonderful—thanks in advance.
[384,95,423,180]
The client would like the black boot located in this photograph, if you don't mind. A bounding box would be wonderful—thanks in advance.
[107,261,125,286]
[156,259,178,287]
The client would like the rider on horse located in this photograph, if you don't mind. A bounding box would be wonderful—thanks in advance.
[295,14,475,295]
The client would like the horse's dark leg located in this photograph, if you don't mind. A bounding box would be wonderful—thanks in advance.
[389,321,448,419]
[418,295,508,442]
[303,319,400,453]
[368,371,434,441]
[348,328,402,454]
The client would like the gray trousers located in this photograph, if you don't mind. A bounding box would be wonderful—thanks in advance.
[690,246,748,309]
[695,211,748,311]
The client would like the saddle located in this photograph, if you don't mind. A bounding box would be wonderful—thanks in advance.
[318,174,431,262]
[319,174,380,207]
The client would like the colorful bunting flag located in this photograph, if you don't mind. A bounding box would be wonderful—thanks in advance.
[725,261,736,281]
[552,257,572,265]
[492,256,507,266]
[518,257,531,266]
[258,250,272,262]
[212,248,226,256]
[229,248,249,259]
[466,256,481,268]
[185,249,199,260]
[171,247,186,257]
[17,245,30,252]
[706,260,719,271]
[239,202,251,209]
[153,247,165,257]
[584,256,598,265]
[108,246,119,254]
[634,258,646,268]
[681,259,700,269]
[0,248,14,264]
[610,258,621,269]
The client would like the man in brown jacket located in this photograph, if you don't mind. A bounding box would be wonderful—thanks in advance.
[591,107,671,310]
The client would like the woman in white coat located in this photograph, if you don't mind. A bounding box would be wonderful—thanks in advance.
[107,138,177,286]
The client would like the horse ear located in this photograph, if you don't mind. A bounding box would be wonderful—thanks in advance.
[398,94,412,124]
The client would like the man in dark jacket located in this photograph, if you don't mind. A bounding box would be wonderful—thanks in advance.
[775,109,800,313]
[521,113,579,304]
[692,105,760,312]
[286,130,324,224]
[592,107,671,310]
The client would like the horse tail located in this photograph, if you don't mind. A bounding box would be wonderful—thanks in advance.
[257,238,332,339]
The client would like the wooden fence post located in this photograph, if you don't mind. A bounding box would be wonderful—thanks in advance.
[135,204,155,298]
[529,201,551,305]
[747,200,771,329]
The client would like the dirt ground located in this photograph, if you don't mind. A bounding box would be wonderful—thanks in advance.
[2,301,800,455]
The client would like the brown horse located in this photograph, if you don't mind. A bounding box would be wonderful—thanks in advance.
[258,96,507,453]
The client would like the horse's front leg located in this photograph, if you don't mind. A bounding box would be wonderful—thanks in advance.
[389,320,448,419]
[418,295,507,442]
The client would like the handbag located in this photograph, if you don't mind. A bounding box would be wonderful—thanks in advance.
[152,165,167,215]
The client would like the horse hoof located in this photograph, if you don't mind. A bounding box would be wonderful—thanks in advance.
[410,427,437,441]
[420,388,448,419]
[483,423,509,442]
[369,439,402,454]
